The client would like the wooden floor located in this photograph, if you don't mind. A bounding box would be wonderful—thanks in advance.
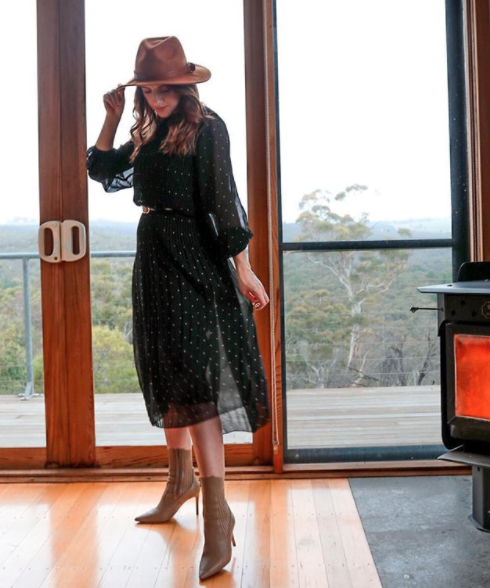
[0,478,382,588]
[0,385,442,448]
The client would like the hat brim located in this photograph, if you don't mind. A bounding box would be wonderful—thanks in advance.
[120,64,211,88]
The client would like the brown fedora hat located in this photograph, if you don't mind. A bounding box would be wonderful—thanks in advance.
[120,36,211,87]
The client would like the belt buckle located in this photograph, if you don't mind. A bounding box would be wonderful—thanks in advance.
[142,206,153,214]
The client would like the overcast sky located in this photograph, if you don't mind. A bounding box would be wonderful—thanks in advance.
[0,0,451,232]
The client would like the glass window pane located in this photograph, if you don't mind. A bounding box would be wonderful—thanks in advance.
[85,0,251,446]
[284,248,451,450]
[0,2,46,447]
[277,0,451,242]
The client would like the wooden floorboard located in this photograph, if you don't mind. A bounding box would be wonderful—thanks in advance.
[0,385,442,448]
[0,479,382,588]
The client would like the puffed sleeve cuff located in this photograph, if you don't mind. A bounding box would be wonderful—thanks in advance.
[86,145,114,179]
[196,114,255,260]
[86,143,134,192]
[218,226,254,258]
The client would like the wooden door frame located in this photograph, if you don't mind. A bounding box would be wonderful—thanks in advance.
[38,0,95,468]
[0,0,97,469]
[464,0,490,260]
[1,0,96,470]
[244,0,283,472]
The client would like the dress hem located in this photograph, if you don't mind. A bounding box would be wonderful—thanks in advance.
[148,404,269,435]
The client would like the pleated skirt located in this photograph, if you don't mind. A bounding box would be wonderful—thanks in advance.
[131,208,270,434]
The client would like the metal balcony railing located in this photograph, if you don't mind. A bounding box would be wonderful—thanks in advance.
[0,250,136,400]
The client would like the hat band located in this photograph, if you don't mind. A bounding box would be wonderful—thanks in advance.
[134,62,196,82]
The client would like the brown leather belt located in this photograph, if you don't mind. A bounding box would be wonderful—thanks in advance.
[142,205,173,214]
[141,205,197,219]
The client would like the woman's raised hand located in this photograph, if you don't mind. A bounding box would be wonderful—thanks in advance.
[103,84,125,120]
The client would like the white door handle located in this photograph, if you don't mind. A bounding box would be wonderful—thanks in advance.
[61,220,86,262]
[38,221,62,263]
[38,220,87,263]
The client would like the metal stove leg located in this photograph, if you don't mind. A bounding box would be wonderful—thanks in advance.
[470,466,490,532]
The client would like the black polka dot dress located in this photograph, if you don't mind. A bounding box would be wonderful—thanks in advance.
[86,106,270,434]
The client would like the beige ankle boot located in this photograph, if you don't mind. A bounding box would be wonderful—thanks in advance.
[199,475,236,580]
[134,447,200,523]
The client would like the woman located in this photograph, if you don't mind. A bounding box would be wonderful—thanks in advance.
[86,36,270,580]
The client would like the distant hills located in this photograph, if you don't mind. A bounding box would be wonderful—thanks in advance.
[1,217,451,253]
[280,218,450,242]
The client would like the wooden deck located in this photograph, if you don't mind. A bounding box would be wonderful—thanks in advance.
[0,385,442,448]
[287,385,443,448]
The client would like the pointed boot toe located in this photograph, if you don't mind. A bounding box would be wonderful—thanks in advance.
[134,506,165,524]
[134,447,200,524]
[134,487,200,523]
[199,541,233,581]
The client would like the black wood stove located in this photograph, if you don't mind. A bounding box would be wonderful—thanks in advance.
[417,261,490,532]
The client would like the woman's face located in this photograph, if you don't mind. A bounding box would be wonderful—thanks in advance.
[141,84,181,118]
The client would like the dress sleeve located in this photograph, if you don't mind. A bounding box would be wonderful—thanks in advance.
[196,116,254,259]
[86,140,135,192]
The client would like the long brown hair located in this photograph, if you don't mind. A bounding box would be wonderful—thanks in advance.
[128,84,214,163]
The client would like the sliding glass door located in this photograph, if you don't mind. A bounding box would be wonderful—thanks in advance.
[0,0,272,469]
[275,0,469,462]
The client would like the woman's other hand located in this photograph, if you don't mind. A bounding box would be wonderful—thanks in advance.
[235,265,269,311]
[103,84,125,121]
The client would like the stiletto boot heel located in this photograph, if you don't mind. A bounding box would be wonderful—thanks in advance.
[195,494,199,515]
[232,533,236,547]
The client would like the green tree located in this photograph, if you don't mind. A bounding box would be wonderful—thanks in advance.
[295,186,412,380]
[90,259,133,339]
[0,287,26,394]
[286,289,350,388]
[92,325,139,393]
